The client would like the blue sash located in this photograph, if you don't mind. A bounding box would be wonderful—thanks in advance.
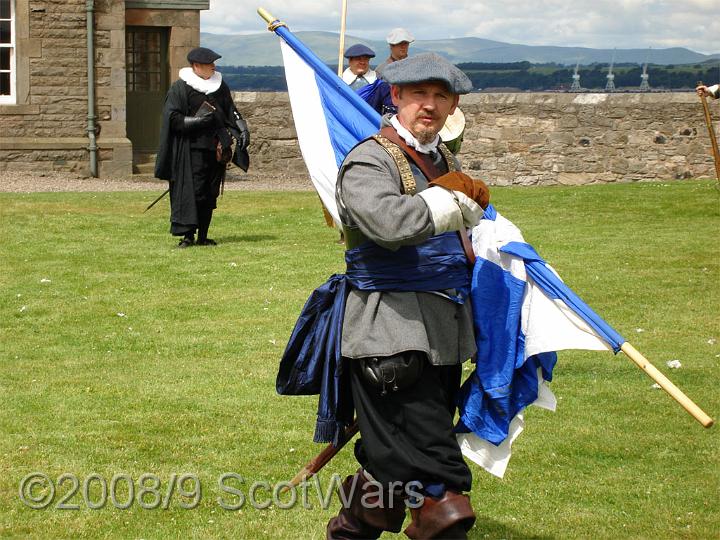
[276,232,470,444]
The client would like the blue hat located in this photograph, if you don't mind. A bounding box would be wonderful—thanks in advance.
[344,44,376,59]
[187,47,221,64]
[382,53,472,94]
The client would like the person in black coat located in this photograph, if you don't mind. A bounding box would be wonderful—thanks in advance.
[155,47,250,248]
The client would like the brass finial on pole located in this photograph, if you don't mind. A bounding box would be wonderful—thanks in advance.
[257,7,286,31]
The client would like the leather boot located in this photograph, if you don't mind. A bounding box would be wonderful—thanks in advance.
[197,207,213,244]
[327,470,407,540]
[404,491,476,540]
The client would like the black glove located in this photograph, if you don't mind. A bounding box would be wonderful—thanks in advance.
[182,111,215,133]
[233,113,250,151]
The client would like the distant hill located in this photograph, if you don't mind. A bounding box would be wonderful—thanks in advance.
[202,31,720,67]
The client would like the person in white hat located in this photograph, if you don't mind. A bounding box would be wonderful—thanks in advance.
[376,27,415,76]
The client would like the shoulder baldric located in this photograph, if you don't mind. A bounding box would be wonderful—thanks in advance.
[371,135,457,196]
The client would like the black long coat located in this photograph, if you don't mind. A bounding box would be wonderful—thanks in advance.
[154,79,249,234]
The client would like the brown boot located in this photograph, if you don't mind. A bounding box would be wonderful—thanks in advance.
[327,470,407,539]
[404,491,476,539]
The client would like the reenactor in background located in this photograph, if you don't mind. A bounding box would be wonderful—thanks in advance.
[376,27,415,76]
[155,47,250,248]
[342,44,378,91]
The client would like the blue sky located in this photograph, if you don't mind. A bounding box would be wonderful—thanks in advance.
[201,0,719,55]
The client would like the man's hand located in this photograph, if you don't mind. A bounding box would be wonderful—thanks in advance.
[697,85,711,97]
[234,116,250,151]
[430,171,490,209]
[182,111,215,132]
[452,191,483,228]
[697,84,719,99]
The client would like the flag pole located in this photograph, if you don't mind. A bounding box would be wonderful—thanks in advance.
[697,81,720,182]
[257,6,338,229]
[321,0,349,231]
[337,0,348,77]
[620,342,713,427]
[280,421,359,492]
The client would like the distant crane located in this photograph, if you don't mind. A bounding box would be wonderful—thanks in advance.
[605,49,616,92]
[639,48,650,91]
[570,60,582,92]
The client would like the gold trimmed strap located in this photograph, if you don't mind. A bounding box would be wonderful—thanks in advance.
[372,134,417,195]
[438,143,457,172]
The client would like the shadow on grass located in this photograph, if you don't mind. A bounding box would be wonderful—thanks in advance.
[217,234,277,244]
[472,516,556,539]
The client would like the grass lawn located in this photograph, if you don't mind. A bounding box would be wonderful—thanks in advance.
[0,180,718,539]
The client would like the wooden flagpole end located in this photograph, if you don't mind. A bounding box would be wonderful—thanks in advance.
[620,342,714,428]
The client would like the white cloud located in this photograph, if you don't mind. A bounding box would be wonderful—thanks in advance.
[202,0,720,54]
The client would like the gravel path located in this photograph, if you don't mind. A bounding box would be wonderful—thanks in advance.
[0,168,314,193]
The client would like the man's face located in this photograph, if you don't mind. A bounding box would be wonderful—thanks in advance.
[348,56,371,76]
[391,81,459,145]
[390,41,410,61]
[192,62,216,80]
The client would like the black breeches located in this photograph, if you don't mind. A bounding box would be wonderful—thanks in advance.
[350,355,472,493]
[190,149,222,210]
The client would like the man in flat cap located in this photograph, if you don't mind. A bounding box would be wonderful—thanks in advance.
[154,46,250,248]
[376,27,415,76]
[342,44,377,91]
[325,52,487,539]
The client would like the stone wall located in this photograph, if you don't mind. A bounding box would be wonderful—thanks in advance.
[0,0,132,176]
[235,91,718,186]
[0,2,208,177]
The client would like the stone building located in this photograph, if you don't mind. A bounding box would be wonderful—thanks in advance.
[0,0,209,177]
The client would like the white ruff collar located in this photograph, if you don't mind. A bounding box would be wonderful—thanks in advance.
[390,115,439,154]
[179,67,222,94]
[341,67,377,86]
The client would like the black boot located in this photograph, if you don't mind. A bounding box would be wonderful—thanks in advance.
[177,232,194,249]
[326,470,407,540]
[197,207,216,245]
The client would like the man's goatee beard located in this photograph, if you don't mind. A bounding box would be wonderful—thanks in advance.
[416,131,437,145]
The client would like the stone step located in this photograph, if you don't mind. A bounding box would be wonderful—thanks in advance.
[133,161,156,174]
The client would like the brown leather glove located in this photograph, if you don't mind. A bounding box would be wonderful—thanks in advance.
[429,171,490,209]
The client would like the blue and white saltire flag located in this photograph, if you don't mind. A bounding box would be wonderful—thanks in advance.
[272,24,630,479]
[456,205,626,478]
[273,24,380,224]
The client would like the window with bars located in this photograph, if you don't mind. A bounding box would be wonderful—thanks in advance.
[126,28,163,92]
[0,0,14,103]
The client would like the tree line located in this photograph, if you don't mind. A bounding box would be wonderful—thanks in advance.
[219,62,719,92]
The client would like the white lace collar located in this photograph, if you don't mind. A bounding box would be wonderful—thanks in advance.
[390,115,439,154]
[179,67,222,94]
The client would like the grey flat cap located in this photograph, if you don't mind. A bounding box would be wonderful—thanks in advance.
[386,27,415,44]
[382,53,472,94]
[344,43,375,59]
[187,47,221,64]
